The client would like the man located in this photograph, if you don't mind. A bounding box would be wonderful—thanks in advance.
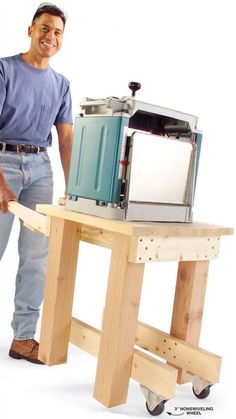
[0,3,73,363]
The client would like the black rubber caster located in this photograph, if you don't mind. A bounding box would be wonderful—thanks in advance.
[145,400,166,416]
[192,385,211,399]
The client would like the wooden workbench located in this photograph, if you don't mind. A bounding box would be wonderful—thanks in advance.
[7,200,231,412]
[25,204,231,411]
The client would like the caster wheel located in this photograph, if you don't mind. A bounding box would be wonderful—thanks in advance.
[146,400,165,416]
[192,385,211,399]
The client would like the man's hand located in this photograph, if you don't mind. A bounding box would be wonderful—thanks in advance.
[0,182,17,213]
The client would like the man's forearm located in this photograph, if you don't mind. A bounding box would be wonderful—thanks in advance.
[57,123,74,192]
[0,166,6,185]
[0,166,17,212]
[59,138,73,189]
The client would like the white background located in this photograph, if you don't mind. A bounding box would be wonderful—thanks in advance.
[0,1,235,418]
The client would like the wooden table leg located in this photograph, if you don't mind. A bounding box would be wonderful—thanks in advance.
[93,233,145,407]
[170,260,209,383]
[38,216,81,365]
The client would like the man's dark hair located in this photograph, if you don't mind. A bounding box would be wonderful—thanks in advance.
[32,3,67,27]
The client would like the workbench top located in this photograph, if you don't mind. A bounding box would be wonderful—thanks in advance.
[36,205,233,238]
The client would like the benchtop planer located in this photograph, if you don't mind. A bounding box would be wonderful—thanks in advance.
[66,82,202,222]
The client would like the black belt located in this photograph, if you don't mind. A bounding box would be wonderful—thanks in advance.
[0,143,47,154]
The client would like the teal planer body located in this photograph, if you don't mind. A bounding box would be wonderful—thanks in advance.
[68,115,129,205]
[66,83,202,222]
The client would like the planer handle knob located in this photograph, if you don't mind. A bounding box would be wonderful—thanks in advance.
[128,81,141,97]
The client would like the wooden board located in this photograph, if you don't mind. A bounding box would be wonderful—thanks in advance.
[70,318,221,386]
[170,261,209,383]
[36,204,233,238]
[136,321,221,383]
[129,235,221,262]
[38,217,81,365]
[80,225,113,248]
[93,233,144,407]
[8,201,51,236]
[70,318,177,400]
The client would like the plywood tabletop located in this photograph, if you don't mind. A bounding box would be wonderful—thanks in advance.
[36,205,233,238]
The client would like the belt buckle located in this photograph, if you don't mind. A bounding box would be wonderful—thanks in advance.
[17,144,26,153]
[29,145,40,153]
[0,142,6,154]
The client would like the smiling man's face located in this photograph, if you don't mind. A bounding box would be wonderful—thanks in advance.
[28,13,64,59]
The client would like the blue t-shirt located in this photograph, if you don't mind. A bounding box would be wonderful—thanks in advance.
[0,54,73,147]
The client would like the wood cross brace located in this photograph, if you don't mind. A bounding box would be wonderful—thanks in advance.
[8,201,51,237]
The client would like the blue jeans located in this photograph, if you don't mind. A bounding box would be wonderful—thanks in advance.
[0,151,53,339]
